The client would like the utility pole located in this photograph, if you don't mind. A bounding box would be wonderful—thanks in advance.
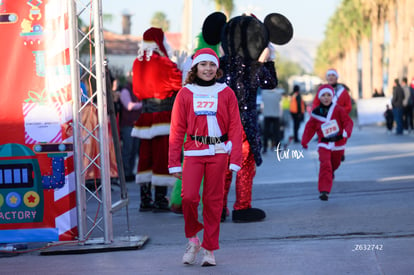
[181,0,192,53]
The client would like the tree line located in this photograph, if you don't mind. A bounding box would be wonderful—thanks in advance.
[314,0,414,99]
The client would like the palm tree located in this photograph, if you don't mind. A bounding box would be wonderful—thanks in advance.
[408,0,414,78]
[212,0,234,18]
[316,0,413,98]
[150,12,170,32]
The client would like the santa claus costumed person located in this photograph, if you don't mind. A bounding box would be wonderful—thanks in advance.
[301,84,354,201]
[312,68,352,162]
[201,12,293,222]
[169,48,243,266]
[312,69,352,114]
[132,27,182,212]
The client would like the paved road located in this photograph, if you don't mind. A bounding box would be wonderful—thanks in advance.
[2,125,414,274]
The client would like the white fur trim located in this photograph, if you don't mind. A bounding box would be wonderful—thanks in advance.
[169,166,182,174]
[136,171,176,186]
[192,54,219,68]
[333,85,345,102]
[229,163,241,172]
[151,174,176,186]
[317,143,346,151]
[318,88,334,99]
[311,113,328,122]
[186,83,227,95]
[184,147,216,156]
[326,69,339,78]
[136,171,152,184]
[137,41,158,60]
[131,124,170,139]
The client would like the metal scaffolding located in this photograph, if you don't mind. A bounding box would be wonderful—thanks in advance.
[64,0,141,249]
[67,0,113,244]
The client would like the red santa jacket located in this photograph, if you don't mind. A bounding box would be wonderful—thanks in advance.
[168,83,243,173]
[312,84,352,114]
[131,52,182,139]
[132,52,182,100]
[302,103,353,151]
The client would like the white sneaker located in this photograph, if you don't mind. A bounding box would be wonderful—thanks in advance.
[201,249,216,266]
[182,240,201,265]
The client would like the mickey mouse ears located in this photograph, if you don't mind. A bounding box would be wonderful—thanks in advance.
[202,12,227,45]
[202,12,293,47]
[264,13,294,45]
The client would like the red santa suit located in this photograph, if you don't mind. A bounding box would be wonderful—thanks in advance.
[169,65,243,250]
[312,69,352,114]
[302,85,353,195]
[132,27,182,210]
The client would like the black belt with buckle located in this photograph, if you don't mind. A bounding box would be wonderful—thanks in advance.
[190,133,228,145]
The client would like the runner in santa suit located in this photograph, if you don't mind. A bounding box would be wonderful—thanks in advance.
[132,27,182,212]
[312,68,352,114]
[312,69,352,162]
[302,84,354,201]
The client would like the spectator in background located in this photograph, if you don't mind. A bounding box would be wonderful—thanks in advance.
[280,92,291,145]
[401,77,413,133]
[392,78,405,135]
[384,104,394,135]
[261,87,283,153]
[80,80,88,103]
[119,80,142,182]
[290,85,305,143]
[111,78,122,120]
[373,88,383,97]
[411,77,414,118]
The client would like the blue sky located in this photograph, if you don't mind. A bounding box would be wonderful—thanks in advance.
[102,0,341,43]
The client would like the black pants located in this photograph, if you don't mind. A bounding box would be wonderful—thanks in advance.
[386,118,394,131]
[403,105,413,130]
[291,113,303,142]
[263,117,280,151]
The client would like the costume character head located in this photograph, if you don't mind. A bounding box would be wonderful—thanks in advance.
[201,12,293,61]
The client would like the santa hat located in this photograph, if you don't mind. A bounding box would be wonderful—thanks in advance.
[191,48,219,68]
[326,68,339,79]
[142,27,168,57]
[317,84,334,99]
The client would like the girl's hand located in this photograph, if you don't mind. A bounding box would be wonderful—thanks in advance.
[172,172,182,180]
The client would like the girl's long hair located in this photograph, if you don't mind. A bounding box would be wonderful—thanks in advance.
[184,65,223,85]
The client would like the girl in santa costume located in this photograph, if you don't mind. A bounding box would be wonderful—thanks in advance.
[169,48,243,266]
[132,27,182,212]
[301,84,353,201]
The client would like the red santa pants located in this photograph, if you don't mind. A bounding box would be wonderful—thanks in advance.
[181,154,228,251]
[318,147,344,193]
[137,135,170,185]
[223,132,256,210]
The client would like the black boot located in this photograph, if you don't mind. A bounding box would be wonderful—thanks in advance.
[153,186,170,212]
[139,182,153,212]
[221,207,229,222]
[232,208,266,223]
